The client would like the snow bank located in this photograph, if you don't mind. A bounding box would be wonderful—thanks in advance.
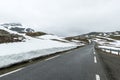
[99,46,120,51]
[38,35,69,42]
[0,46,76,68]
[0,26,84,68]
[0,25,32,40]
[98,46,120,55]
[38,35,63,40]
[0,38,76,56]
[94,37,120,48]
[0,35,80,68]
[94,37,120,55]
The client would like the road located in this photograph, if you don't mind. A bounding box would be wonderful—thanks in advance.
[0,44,108,80]
[97,48,120,80]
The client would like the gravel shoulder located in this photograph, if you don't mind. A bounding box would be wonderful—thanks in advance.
[96,49,120,80]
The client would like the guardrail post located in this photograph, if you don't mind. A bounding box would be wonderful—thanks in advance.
[110,49,111,54]
[118,50,120,55]
[104,49,106,52]
[102,49,105,52]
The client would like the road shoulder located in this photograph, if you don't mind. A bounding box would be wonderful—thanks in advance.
[96,49,120,80]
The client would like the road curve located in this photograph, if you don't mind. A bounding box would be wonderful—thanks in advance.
[0,44,108,80]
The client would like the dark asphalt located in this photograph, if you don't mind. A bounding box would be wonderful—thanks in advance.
[0,44,108,80]
[97,49,120,80]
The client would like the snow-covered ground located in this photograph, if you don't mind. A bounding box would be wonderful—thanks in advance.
[93,36,120,55]
[98,46,120,55]
[0,38,77,56]
[0,26,84,68]
[38,34,69,42]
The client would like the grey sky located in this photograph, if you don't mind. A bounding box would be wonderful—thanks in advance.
[0,0,120,36]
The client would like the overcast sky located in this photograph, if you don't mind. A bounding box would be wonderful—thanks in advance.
[0,0,120,36]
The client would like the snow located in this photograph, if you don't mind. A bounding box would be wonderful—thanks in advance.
[114,35,120,36]
[38,35,63,40]
[94,37,120,55]
[98,46,120,50]
[0,38,76,56]
[7,26,22,30]
[0,46,76,68]
[96,36,115,41]
[94,37,120,48]
[71,40,81,43]
[0,25,34,40]
[0,38,78,68]
[0,26,19,34]
[99,46,120,55]
[0,27,83,68]
[38,34,69,42]
[0,24,87,68]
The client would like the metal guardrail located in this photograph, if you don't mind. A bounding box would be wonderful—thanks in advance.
[92,41,120,55]
[95,45,120,55]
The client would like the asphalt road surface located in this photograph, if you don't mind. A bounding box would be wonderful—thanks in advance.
[0,44,108,80]
[97,49,120,80]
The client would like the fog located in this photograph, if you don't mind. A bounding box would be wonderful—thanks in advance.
[0,0,120,36]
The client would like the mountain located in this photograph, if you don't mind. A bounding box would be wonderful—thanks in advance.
[1,23,34,33]
[0,28,25,43]
[0,23,71,44]
[0,23,47,43]
[84,31,120,38]
[65,31,120,44]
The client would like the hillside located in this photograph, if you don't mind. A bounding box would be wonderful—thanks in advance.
[66,31,120,43]
[0,23,48,43]
[0,23,85,68]
[1,23,34,33]
[65,31,120,55]
[0,27,25,43]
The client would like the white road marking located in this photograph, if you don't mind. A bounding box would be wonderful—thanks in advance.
[45,55,60,61]
[94,56,97,63]
[96,74,100,80]
[94,52,95,54]
[0,68,24,78]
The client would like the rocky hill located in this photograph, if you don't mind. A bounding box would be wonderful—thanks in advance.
[1,23,34,33]
[0,23,48,43]
[65,31,120,44]
[0,29,25,43]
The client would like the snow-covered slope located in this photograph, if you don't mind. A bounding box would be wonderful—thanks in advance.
[0,24,84,68]
[38,34,63,40]
[0,37,78,68]
[38,35,69,42]
[0,38,77,56]
[0,27,80,56]
[1,23,34,33]
[93,36,120,55]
